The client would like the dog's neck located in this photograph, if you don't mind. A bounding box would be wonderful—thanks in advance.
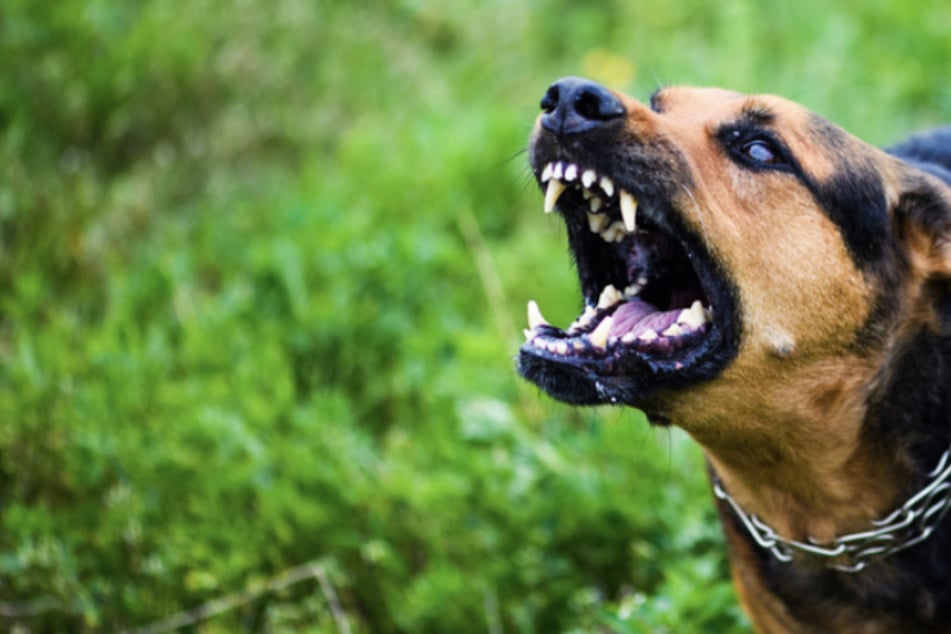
[671,327,951,629]
[672,353,912,544]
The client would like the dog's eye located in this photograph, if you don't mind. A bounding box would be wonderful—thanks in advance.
[741,139,784,165]
[720,127,793,171]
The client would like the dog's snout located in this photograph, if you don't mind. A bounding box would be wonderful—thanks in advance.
[540,77,625,135]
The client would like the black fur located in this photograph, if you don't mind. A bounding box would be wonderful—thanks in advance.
[723,127,951,631]
[889,127,951,186]
[797,118,892,267]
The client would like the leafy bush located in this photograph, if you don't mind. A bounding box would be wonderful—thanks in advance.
[0,0,949,632]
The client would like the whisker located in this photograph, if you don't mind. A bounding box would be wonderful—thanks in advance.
[680,184,711,246]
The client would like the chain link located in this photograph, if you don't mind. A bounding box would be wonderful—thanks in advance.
[713,447,951,573]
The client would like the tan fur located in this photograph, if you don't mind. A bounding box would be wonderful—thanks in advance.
[599,86,951,632]
[528,78,951,630]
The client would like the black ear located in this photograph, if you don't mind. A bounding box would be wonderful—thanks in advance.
[894,173,951,330]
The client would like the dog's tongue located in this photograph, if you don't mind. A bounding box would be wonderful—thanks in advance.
[609,298,680,339]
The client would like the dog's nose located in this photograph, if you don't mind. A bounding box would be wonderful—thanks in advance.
[539,77,626,135]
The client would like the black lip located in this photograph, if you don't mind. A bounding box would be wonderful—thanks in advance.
[517,146,741,409]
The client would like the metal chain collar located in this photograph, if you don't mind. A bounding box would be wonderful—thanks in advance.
[712,446,951,573]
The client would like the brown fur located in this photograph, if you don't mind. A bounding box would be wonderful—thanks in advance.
[523,81,951,632]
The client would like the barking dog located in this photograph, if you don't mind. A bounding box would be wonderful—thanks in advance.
[518,77,951,633]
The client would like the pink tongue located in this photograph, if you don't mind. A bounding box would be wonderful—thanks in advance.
[609,299,680,339]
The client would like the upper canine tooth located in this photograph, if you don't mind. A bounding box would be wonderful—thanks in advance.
[588,212,609,233]
[582,169,597,189]
[620,191,638,232]
[541,163,553,182]
[597,284,622,309]
[544,179,567,213]
[588,315,614,349]
[527,300,549,329]
[564,164,578,181]
[600,176,615,197]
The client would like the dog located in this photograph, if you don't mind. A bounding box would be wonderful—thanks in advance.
[517,77,951,633]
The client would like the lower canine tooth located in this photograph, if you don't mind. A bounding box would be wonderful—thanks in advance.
[527,300,549,329]
[597,284,622,309]
[589,316,613,348]
[544,179,567,213]
[620,191,637,232]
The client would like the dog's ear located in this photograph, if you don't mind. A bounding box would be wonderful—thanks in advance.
[894,173,951,329]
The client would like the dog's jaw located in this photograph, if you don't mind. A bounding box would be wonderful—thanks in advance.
[517,91,741,410]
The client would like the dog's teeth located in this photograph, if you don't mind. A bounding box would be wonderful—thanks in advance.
[597,284,622,309]
[541,163,553,183]
[527,299,549,329]
[552,162,564,180]
[620,190,637,232]
[598,227,616,243]
[663,323,685,337]
[589,196,604,213]
[588,315,614,349]
[582,169,597,189]
[582,189,593,200]
[564,163,578,182]
[544,179,567,213]
[600,176,615,197]
[554,340,569,355]
[588,212,609,233]
[677,300,706,329]
[572,305,598,331]
[621,332,637,343]
[600,221,626,243]
[638,329,659,342]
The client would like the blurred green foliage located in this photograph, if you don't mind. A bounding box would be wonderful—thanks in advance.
[1,0,949,631]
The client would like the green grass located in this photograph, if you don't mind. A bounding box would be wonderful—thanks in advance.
[1,0,949,631]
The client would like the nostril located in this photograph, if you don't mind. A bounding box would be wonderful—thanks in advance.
[575,89,609,121]
[540,85,559,114]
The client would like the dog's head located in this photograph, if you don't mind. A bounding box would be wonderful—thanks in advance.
[518,77,951,427]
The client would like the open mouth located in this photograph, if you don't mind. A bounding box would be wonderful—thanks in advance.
[518,158,738,407]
